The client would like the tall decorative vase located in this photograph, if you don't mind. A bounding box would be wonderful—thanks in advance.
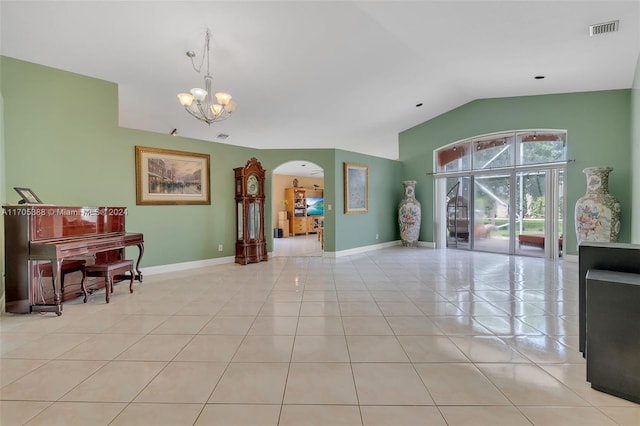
[398,180,421,247]
[574,166,621,245]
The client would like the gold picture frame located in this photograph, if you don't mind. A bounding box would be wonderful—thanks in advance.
[344,162,368,214]
[135,146,211,205]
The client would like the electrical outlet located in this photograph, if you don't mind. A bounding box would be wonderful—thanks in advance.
[218,244,223,251]
[327,204,332,211]
[376,234,379,240]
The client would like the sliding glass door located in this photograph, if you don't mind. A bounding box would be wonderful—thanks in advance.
[439,168,564,258]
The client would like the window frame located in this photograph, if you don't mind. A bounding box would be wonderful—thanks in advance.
[434,129,567,174]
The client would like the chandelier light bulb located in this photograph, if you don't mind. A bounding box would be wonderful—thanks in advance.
[190,88,207,102]
[211,104,223,117]
[226,100,237,113]
[177,93,194,106]
[215,92,232,105]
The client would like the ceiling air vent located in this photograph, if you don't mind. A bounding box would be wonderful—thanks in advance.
[217,133,229,140]
[589,20,619,36]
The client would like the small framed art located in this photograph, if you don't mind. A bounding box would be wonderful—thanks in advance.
[343,162,368,214]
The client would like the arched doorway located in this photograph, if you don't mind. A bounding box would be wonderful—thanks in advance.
[272,161,325,257]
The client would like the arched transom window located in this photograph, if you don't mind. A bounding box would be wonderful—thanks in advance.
[435,130,567,173]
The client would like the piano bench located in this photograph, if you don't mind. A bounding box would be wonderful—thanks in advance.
[37,259,86,293]
[82,259,135,304]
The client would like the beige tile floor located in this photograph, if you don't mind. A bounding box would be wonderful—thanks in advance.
[273,234,323,257]
[1,245,639,425]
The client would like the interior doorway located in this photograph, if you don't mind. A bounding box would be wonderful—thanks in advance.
[272,161,324,257]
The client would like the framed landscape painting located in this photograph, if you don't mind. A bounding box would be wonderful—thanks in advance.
[135,146,211,205]
[344,162,368,214]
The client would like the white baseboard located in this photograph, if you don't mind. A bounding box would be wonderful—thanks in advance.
[417,241,436,249]
[142,256,236,276]
[563,254,578,263]
[327,240,400,258]
[139,240,437,273]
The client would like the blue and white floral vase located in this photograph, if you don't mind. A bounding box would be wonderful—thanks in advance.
[574,166,621,245]
[398,180,421,247]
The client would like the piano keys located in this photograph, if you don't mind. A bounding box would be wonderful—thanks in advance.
[3,206,144,315]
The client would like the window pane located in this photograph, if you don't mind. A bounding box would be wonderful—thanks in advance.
[472,134,513,170]
[474,174,511,254]
[437,141,471,172]
[446,177,471,249]
[517,132,566,165]
[515,170,546,258]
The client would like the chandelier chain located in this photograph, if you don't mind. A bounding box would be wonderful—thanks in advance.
[189,29,211,75]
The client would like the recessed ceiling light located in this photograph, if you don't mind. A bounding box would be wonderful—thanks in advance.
[416,103,423,107]
[534,75,545,80]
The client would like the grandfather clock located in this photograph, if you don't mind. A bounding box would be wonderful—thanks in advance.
[234,157,268,265]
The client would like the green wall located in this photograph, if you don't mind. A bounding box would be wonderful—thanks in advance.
[399,90,633,255]
[333,150,403,252]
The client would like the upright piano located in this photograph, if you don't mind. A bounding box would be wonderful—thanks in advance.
[3,206,144,315]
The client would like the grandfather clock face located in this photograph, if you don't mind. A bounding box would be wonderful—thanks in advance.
[247,175,259,195]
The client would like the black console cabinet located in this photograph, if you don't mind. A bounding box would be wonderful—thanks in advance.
[585,269,640,403]
[578,242,640,354]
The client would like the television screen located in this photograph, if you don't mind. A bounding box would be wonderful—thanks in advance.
[307,197,324,216]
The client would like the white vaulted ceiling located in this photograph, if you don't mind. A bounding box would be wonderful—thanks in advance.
[1,1,639,161]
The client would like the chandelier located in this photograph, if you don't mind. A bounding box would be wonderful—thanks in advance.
[177,29,236,124]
